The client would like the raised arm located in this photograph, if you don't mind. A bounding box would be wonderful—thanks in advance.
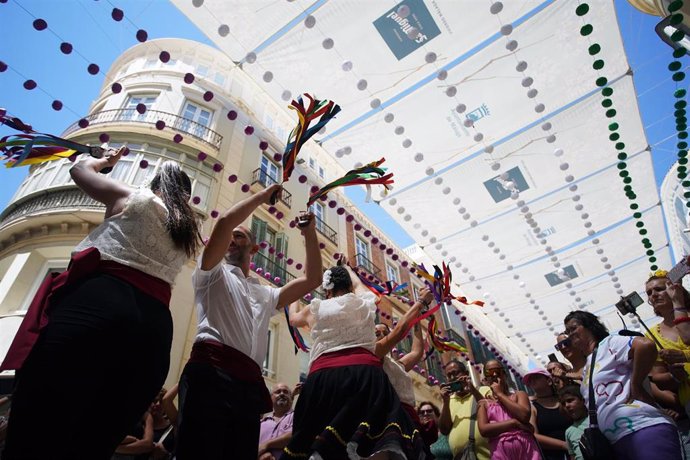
[69,146,133,218]
[278,214,322,307]
[438,385,453,435]
[161,383,179,425]
[201,184,280,270]
[667,281,690,345]
[288,300,314,328]
[399,323,424,371]
[375,288,432,360]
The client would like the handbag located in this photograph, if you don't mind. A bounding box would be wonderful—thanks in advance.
[456,397,478,460]
[578,345,615,460]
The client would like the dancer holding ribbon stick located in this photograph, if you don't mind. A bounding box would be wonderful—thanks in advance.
[2,146,201,460]
[286,257,427,459]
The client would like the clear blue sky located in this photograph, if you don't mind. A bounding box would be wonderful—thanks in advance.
[0,0,680,249]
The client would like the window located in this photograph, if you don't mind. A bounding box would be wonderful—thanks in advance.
[259,155,280,186]
[181,101,214,140]
[195,64,209,77]
[143,58,157,69]
[355,237,370,270]
[385,261,399,283]
[251,217,289,282]
[122,94,158,121]
[309,201,325,233]
[318,166,325,179]
[309,157,316,169]
[213,72,226,86]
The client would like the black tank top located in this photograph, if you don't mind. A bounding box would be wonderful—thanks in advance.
[533,400,571,460]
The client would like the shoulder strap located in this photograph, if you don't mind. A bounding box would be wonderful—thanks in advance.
[469,396,478,441]
[587,345,599,426]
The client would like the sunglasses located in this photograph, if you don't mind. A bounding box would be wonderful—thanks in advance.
[484,368,503,378]
[418,409,435,416]
[555,337,572,351]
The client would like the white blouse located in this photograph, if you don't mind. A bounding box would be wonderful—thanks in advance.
[73,188,188,284]
[308,291,378,365]
[383,355,416,406]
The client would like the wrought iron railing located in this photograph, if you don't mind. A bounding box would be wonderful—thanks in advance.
[0,188,104,228]
[251,168,292,208]
[355,252,381,277]
[252,251,295,286]
[313,215,337,245]
[61,109,223,149]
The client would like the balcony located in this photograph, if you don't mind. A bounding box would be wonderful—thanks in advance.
[252,252,326,302]
[0,187,104,228]
[356,252,381,278]
[62,109,223,150]
[251,168,292,208]
[253,251,295,286]
[314,215,337,245]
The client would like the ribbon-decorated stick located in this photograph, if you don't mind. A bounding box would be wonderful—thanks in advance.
[1,112,109,169]
[307,157,393,206]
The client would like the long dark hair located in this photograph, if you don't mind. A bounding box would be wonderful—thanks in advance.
[150,161,201,257]
[563,311,609,343]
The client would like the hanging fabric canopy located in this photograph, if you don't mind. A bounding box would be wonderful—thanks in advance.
[174,0,670,369]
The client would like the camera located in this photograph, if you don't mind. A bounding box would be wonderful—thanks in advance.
[447,379,465,393]
[615,291,644,315]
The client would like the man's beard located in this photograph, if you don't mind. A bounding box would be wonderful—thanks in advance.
[225,251,243,266]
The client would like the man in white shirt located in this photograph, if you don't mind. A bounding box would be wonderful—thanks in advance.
[176,184,322,460]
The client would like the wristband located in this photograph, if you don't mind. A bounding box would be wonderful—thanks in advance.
[673,316,690,325]
[674,308,688,313]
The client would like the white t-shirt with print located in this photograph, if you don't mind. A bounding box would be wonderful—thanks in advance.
[581,335,674,443]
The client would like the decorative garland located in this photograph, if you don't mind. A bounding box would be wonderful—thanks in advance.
[575,2,658,271]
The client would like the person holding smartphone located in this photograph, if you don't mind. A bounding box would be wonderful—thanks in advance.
[438,359,492,460]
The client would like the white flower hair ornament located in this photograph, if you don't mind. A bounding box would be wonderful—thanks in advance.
[322,269,335,290]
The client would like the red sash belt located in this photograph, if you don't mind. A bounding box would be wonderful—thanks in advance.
[188,339,272,413]
[0,247,171,372]
[309,347,382,374]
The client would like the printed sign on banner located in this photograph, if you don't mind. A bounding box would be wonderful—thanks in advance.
[373,0,441,60]
[483,166,531,203]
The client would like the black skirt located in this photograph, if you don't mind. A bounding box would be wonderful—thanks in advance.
[284,363,427,459]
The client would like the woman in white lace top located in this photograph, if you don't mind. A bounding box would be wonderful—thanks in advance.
[285,261,427,459]
[3,146,201,460]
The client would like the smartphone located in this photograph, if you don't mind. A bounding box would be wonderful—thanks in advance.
[447,380,465,393]
[615,291,644,315]
[668,257,690,284]
[548,353,558,363]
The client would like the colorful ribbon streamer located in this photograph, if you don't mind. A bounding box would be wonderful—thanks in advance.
[428,315,467,353]
[282,94,341,182]
[283,305,309,354]
[307,157,394,206]
[1,113,104,168]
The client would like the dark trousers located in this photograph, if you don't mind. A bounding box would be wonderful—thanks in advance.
[3,274,172,460]
[176,361,263,460]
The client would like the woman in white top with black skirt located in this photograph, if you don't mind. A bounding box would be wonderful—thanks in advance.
[286,260,426,459]
[2,147,201,460]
